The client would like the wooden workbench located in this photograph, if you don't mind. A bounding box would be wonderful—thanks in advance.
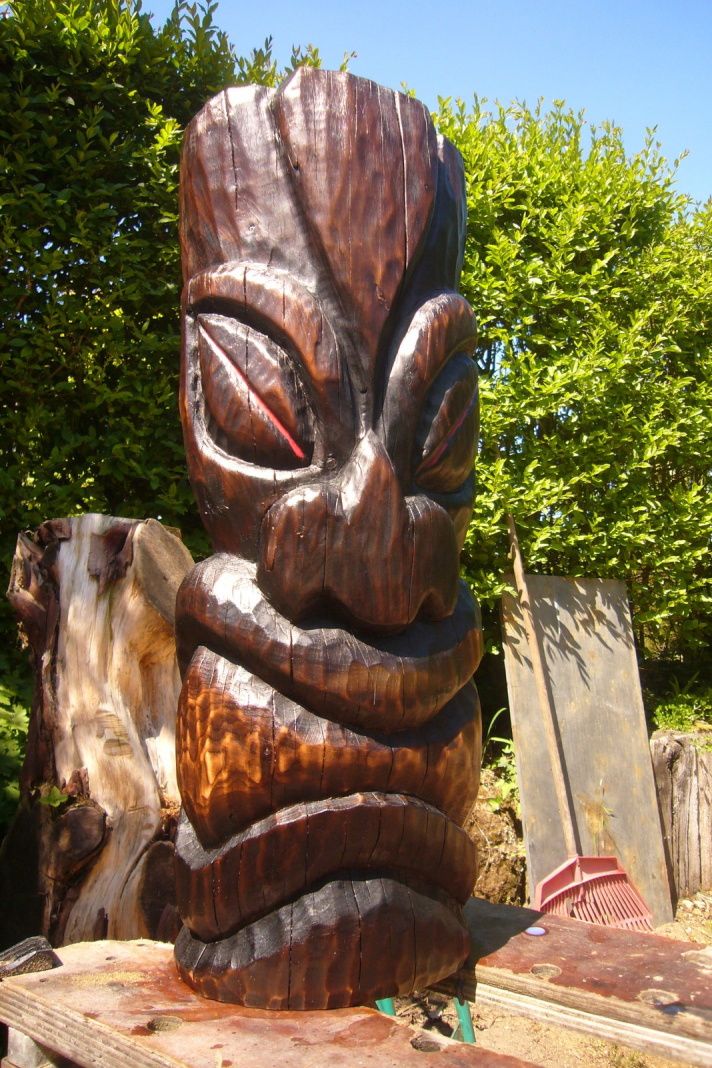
[438,898,712,1066]
[0,938,525,1068]
[1,899,710,1067]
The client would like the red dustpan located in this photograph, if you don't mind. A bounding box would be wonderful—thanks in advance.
[507,516,653,933]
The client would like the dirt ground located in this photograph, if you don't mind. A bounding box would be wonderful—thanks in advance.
[394,991,685,1068]
[654,890,712,947]
[408,776,712,1067]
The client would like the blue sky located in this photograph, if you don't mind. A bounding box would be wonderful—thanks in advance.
[147,0,711,204]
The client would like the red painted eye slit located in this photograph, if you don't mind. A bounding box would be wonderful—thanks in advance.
[416,391,477,476]
[198,321,307,463]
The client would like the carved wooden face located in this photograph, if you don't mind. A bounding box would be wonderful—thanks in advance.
[180,69,478,632]
[175,69,482,1009]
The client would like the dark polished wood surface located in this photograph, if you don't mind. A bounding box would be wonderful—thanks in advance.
[175,68,482,1007]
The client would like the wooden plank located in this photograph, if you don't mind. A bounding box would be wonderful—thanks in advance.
[472,985,712,1067]
[436,898,712,1065]
[651,730,712,899]
[502,575,674,924]
[0,939,528,1068]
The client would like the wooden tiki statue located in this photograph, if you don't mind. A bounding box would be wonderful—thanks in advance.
[174,69,483,1008]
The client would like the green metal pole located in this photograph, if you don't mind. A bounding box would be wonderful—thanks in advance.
[375,998,397,1016]
[453,997,476,1043]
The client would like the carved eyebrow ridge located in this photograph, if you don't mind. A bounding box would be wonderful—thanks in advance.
[199,322,307,462]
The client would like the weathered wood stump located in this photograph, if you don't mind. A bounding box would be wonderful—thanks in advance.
[1,515,193,948]
[651,730,712,900]
[174,68,483,1008]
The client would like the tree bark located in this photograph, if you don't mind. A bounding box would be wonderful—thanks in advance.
[1,515,193,949]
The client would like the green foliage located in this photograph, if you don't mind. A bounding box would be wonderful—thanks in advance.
[651,676,712,733]
[435,98,712,665]
[0,0,323,834]
[0,0,303,564]
[481,708,520,815]
[37,784,70,808]
[483,750,519,815]
[0,648,31,831]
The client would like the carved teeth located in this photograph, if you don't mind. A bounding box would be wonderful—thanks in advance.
[175,876,471,1009]
[177,646,480,847]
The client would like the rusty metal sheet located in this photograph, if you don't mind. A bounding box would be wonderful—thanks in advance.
[502,575,673,925]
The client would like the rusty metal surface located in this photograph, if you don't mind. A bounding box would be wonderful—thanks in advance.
[0,939,529,1068]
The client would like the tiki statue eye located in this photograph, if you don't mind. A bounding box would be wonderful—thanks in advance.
[414,353,478,492]
[197,312,314,469]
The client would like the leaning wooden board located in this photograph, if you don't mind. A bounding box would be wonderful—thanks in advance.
[0,939,527,1068]
[502,575,674,925]
[436,898,712,1066]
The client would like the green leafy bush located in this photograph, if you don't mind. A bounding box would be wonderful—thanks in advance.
[0,0,324,836]
[435,98,712,666]
[651,677,712,733]
[0,649,31,831]
[0,0,323,564]
[481,708,520,815]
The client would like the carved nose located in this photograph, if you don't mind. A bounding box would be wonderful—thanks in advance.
[258,431,459,630]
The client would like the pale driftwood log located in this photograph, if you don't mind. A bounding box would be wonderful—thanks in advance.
[1,515,193,949]
[650,730,712,900]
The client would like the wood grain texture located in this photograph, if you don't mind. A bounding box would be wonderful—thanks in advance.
[1,516,192,948]
[0,940,529,1068]
[176,877,470,1009]
[175,792,477,939]
[436,897,712,1065]
[175,557,482,732]
[651,730,712,900]
[175,69,482,1006]
[177,647,480,845]
[273,71,439,368]
[502,575,674,926]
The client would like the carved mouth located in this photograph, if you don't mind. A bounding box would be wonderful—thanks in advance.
[176,555,483,733]
[174,788,477,1010]
[174,554,482,1007]
[177,646,481,848]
